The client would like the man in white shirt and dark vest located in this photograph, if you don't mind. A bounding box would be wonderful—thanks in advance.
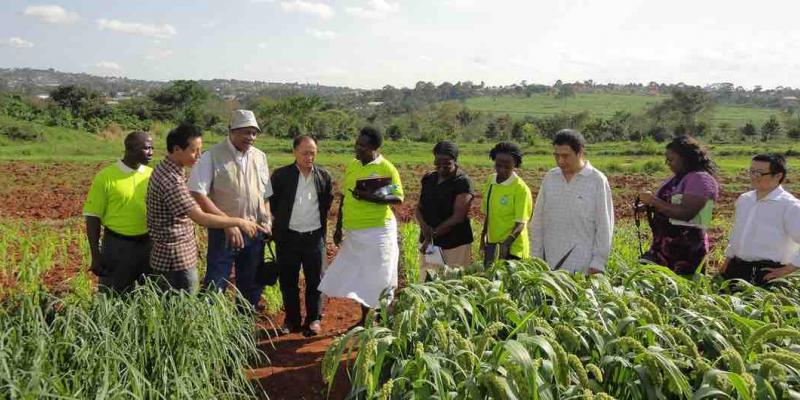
[721,153,800,286]
[269,135,334,336]
[188,110,274,309]
[529,129,615,274]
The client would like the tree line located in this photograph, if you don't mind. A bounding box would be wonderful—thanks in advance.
[1,80,799,144]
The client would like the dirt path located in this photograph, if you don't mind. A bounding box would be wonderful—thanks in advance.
[253,296,360,400]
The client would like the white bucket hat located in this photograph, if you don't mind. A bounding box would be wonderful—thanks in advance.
[229,109,261,132]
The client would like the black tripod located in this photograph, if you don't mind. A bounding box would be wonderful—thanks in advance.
[634,196,646,259]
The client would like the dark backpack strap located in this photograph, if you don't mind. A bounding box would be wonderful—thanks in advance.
[553,245,577,270]
[484,184,493,238]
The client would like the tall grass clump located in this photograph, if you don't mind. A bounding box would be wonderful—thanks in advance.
[0,282,265,399]
[398,223,421,284]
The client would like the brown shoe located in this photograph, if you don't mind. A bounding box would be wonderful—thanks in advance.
[304,320,321,337]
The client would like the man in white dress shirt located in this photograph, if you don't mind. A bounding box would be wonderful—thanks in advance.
[188,109,273,309]
[721,154,800,285]
[269,136,334,336]
[529,129,614,274]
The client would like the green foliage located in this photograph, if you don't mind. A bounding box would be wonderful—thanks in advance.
[149,80,210,124]
[741,121,758,139]
[252,96,359,139]
[0,119,42,141]
[323,224,800,400]
[0,283,265,399]
[761,115,781,142]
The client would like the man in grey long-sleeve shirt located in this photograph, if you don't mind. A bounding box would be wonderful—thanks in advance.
[529,129,614,274]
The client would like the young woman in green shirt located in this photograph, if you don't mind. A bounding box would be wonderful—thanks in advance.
[480,142,533,267]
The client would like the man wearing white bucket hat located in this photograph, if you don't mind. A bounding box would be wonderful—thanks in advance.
[188,109,274,309]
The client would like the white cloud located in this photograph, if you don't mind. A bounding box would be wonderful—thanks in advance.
[96,19,177,39]
[146,49,174,60]
[23,5,80,24]
[250,0,276,2]
[95,61,123,71]
[306,28,336,40]
[201,20,220,29]
[280,1,334,19]
[444,0,477,6]
[6,37,35,48]
[346,0,398,19]
[258,42,268,49]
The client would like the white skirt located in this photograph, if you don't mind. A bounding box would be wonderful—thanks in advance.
[318,218,399,308]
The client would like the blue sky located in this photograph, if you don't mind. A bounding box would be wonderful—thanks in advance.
[2,0,799,89]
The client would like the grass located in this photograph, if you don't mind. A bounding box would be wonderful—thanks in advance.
[0,283,266,399]
[2,116,799,181]
[463,93,782,128]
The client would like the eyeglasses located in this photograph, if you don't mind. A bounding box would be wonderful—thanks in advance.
[746,169,773,177]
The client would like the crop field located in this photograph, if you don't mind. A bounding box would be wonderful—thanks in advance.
[1,124,799,399]
[463,94,781,128]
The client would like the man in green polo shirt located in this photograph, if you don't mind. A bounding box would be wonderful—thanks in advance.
[83,131,154,293]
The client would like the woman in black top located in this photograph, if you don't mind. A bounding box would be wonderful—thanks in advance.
[415,141,475,280]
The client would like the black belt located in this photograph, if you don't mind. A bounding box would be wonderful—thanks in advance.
[725,257,781,286]
[287,228,322,237]
[105,228,150,242]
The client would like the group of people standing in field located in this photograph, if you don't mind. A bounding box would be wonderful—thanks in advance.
[83,108,800,337]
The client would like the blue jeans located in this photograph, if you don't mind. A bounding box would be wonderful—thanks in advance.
[202,228,266,307]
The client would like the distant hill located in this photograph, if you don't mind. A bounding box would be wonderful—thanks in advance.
[0,67,359,99]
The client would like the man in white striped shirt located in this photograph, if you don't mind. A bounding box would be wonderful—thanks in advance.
[721,154,800,285]
[529,129,614,274]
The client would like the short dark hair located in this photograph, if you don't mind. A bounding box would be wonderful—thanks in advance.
[166,122,203,153]
[666,135,718,175]
[124,131,149,151]
[753,153,787,183]
[292,135,316,149]
[358,126,383,149]
[489,141,523,167]
[552,129,586,154]
[433,140,459,160]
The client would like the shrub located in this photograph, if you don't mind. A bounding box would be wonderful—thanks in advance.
[641,160,666,174]
[0,121,43,141]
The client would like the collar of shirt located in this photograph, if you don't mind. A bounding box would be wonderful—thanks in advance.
[493,171,518,185]
[295,163,316,175]
[554,161,594,178]
[163,156,184,175]
[742,185,786,204]
[435,168,467,184]
[116,160,146,174]
[757,185,788,202]
[360,154,384,166]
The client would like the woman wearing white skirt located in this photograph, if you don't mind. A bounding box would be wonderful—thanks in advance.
[319,127,403,328]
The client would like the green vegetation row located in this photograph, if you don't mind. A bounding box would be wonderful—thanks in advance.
[324,227,800,399]
[0,283,265,399]
[2,116,798,181]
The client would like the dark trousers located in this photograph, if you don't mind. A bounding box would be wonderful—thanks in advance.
[99,230,151,294]
[151,268,199,292]
[276,229,324,327]
[483,243,520,268]
[202,229,266,308]
[722,257,781,287]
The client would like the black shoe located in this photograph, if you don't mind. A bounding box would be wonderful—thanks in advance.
[276,323,301,336]
[303,320,321,337]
